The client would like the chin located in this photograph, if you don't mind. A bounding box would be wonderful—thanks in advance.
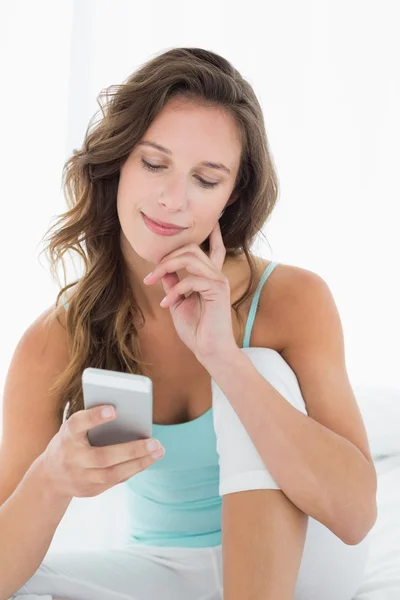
[127,234,179,263]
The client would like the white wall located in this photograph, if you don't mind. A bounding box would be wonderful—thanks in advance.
[1,0,399,553]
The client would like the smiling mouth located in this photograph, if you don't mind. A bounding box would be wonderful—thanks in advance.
[142,213,188,230]
[141,212,188,236]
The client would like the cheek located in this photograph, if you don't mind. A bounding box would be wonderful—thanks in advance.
[117,169,144,210]
[190,219,217,245]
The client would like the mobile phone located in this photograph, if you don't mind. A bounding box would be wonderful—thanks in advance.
[82,367,153,447]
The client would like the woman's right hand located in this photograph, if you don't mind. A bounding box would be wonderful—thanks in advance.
[39,405,165,499]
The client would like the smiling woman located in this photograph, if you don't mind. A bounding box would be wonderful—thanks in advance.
[2,46,374,600]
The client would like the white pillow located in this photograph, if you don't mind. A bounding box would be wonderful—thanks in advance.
[353,384,400,459]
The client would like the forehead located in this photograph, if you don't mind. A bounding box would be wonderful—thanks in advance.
[140,97,242,171]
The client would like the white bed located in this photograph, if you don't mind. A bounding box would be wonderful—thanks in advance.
[353,453,400,599]
[350,384,400,599]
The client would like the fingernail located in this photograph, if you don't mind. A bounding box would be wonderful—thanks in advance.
[146,439,159,451]
[143,272,153,282]
[152,447,165,459]
[102,407,115,418]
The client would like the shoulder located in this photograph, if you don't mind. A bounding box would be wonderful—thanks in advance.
[260,261,328,309]
[19,289,75,376]
[228,252,324,309]
[257,261,337,351]
[4,302,70,420]
[29,301,70,366]
[230,254,331,349]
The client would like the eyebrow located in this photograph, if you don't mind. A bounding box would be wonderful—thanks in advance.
[137,140,231,175]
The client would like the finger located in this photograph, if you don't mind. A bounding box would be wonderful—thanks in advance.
[160,271,179,297]
[68,405,117,438]
[160,275,229,308]
[208,220,226,271]
[145,254,217,285]
[158,243,210,266]
[150,245,208,296]
[95,449,165,487]
[89,438,165,468]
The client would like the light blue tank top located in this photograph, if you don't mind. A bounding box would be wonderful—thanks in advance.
[63,260,280,547]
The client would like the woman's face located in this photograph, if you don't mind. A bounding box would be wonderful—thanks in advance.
[117,96,241,266]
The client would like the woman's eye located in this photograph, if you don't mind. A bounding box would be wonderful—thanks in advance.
[141,159,165,173]
[141,159,218,189]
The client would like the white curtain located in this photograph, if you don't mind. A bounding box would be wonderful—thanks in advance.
[1,0,399,553]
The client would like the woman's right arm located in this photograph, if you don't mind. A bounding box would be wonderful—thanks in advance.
[0,455,73,600]
[0,303,165,600]
[0,304,71,600]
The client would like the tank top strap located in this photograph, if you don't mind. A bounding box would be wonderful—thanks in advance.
[242,261,280,348]
[61,291,69,311]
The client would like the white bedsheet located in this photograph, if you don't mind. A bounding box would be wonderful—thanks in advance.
[354,454,400,599]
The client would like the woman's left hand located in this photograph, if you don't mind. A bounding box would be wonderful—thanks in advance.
[143,220,238,365]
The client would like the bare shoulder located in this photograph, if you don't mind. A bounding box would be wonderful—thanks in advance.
[257,260,326,309]
[229,255,327,349]
[2,301,70,428]
[255,260,332,349]
[228,253,321,311]
[33,301,70,359]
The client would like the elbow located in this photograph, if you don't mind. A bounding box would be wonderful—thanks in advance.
[335,462,378,546]
[338,500,378,546]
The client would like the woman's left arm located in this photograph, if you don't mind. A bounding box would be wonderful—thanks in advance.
[202,270,378,546]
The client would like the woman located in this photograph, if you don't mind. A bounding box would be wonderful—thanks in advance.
[2,47,376,600]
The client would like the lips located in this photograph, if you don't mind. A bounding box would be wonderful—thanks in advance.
[142,213,187,230]
[141,212,188,236]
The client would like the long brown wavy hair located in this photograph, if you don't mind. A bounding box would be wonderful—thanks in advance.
[39,47,279,423]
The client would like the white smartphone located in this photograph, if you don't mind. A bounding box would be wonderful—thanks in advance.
[82,367,153,447]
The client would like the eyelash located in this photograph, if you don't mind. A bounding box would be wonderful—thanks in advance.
[140,159,219,189]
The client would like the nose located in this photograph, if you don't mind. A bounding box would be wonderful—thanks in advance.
[158,175,188,213]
